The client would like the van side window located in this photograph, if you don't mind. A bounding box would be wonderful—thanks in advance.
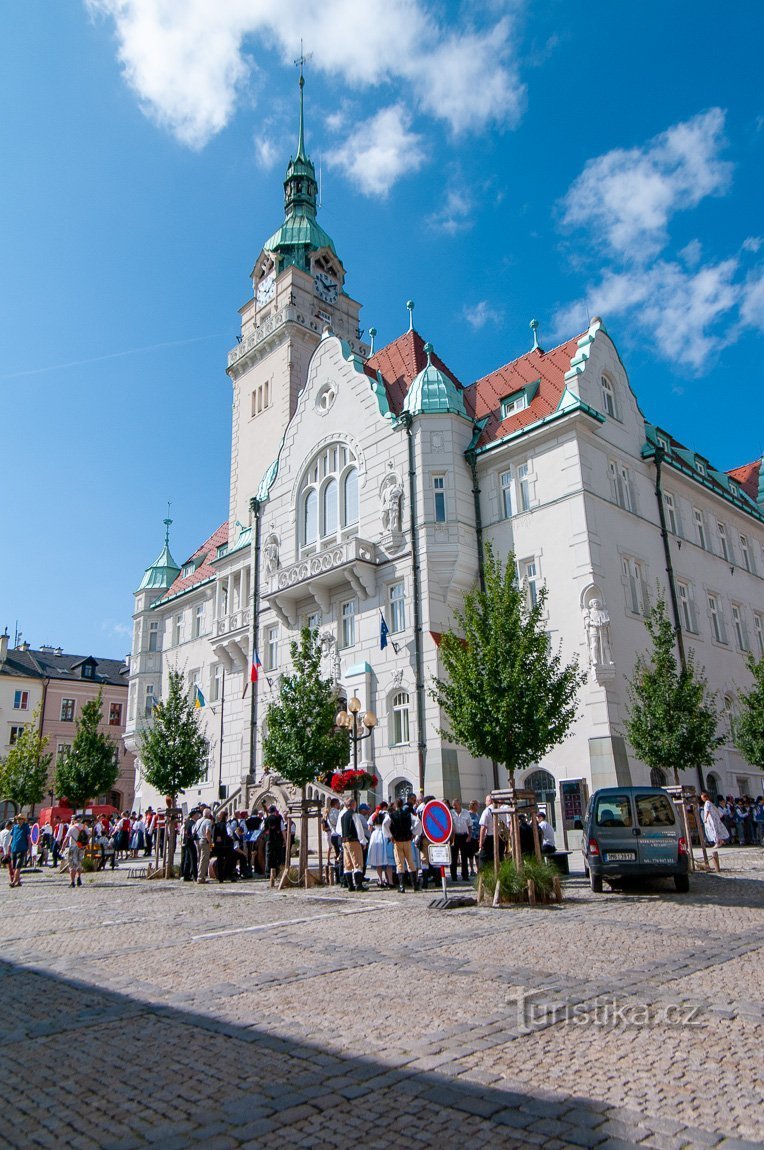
[636,794,675,827]
[594,796,632,827]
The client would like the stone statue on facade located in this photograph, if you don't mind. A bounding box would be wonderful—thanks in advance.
[381,475,404,533]
[264,534,280,576]
[584,597,614,675]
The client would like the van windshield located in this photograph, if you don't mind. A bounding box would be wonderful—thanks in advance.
[594,796,632,827]
[636,794,675,827]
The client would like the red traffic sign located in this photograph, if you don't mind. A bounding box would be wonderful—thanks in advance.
[30,822,40,846]
[422,800,453,845]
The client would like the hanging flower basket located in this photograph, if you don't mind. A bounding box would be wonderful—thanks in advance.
[330,769,378,794]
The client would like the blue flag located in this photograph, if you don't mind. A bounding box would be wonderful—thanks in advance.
[380,613,389,650]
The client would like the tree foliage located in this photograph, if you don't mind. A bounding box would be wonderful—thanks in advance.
[138,667,210,800]
[429,546,586,783]
[262,628,350,790]
[734,653,764,771]
[0,707,51,810]
[54,690,119,808]
[626,597,724,784]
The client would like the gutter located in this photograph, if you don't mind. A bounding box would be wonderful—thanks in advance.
[249,498,263,784]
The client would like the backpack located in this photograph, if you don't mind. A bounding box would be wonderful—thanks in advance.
[77,829,88,846]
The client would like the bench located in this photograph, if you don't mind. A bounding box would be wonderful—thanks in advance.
[547,850,571,875]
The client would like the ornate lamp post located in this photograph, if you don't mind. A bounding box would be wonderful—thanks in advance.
[336,696,377,801]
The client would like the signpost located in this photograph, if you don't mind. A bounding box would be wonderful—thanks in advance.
[422,800,454,906]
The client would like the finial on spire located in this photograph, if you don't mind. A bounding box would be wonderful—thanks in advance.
[530,318,540,352]
[294,40,312,161]
[369,326,377,354]
[424,341,433,365]
[406,299,415,332]
[163,501,172,546]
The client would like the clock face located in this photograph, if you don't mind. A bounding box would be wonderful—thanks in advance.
[256,271,275,306]
[314,270,338,304]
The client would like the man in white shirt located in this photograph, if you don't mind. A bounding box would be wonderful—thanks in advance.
[536,811,556,855]
[339,798,368,891]
[478,795,507,867]
[450,799,472,881]
[195,808,213,883]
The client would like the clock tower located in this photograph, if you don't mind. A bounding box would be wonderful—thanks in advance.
[226,67,366,528]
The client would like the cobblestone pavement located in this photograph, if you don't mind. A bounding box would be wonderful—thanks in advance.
[2,848,763,1150]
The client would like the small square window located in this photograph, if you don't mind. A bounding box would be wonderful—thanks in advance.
[13,690,29,710]
[109,702,123,727]
[60,698,76,722]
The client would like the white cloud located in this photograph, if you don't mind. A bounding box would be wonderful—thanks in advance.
[739,267,764,330]
[561,109,731,261]
[742,236,763,253]
[254,134,279,170]
[427,188,473,235]
[327,104,424,198]
[553,259,742,372]
[86,0,525,163]
[463,300,503,331]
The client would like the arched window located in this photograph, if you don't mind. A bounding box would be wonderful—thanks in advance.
[650,767,667,787]
[303,489,317,544]
[298,442,359,552]
[391,691,410,746]
[322,478,338,537]
[706,772,720,800]
[601,375,616,418]
[343,467,359,526]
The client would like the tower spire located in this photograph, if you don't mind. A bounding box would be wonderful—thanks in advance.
[294,41,311,162]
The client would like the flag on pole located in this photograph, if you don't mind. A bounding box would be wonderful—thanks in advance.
[194,684,206,709]
[380,613,389,651]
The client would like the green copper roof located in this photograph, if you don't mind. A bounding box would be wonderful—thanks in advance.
[263,69,336,272]
[138,520,180,591]
[403,343,467,417]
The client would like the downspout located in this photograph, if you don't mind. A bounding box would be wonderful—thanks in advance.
[399,413,427,793]
[217,668,225,797]
[36,677,50,815]
[653,447,704,791]
[466,440,499,790]
[249,497,263,785]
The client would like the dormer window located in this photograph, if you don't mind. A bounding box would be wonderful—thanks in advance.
[695,459,706,476]
[601,375,616,418]
[500,391,528,419]
[656,433,670,453]
[216,544,228,559]
[182,563,195,578]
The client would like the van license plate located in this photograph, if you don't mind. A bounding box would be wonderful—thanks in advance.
[604,851,636,862]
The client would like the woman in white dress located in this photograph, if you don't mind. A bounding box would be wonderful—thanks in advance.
[700,792,730,849]
[366,803,394,888]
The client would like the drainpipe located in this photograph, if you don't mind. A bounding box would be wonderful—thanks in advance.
[249,497,263,785]
[653,447,704,792]
[37,677,50,808]
[466,446,498,789]
[399,413,426,793]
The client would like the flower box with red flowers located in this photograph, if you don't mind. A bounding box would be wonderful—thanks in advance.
[330,769,378,794]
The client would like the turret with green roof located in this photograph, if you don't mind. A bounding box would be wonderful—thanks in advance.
[403,342,467,417]
[138,518,180,592]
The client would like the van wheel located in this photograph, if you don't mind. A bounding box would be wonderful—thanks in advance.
[674,874,690,893]
[589,872,603,893]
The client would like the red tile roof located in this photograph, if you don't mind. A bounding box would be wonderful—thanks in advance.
[366,329,464,414]
[727,460,761,502]
[155,522,229,606]
[465,335,583,447]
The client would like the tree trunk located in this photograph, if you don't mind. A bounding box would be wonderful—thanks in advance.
[298,785,308,879]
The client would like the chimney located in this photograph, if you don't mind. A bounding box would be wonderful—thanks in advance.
[0,629,8,666]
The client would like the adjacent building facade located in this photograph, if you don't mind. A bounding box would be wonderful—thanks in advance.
[0,632,134,811]
[126,83,764,818]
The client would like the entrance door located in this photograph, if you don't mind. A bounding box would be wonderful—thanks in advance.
[524,769,557,828]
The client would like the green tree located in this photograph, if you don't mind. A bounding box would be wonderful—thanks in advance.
[0,707,51,812]
[54,690,119,808]
[138,667,210,800]
[734,653,764,772]
[626,596,724,787]
[262,628,350,875]
[429,545,586,785]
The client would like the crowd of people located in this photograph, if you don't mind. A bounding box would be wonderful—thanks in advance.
[3,789,760,891]
[701,793,764,848]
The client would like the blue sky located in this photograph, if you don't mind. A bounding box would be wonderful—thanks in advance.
[2,0,762,658]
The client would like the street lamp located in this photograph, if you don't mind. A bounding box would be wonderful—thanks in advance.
[336,696,377,800]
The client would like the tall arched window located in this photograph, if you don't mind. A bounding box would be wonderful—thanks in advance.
[322,478,338,537]
[344,467,359,526]
[303,489,317,544]
[298,442,360,551]
[391,691,410,745]
[650,767,667,787]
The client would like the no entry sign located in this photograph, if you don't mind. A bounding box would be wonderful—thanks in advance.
[422,800,453,845]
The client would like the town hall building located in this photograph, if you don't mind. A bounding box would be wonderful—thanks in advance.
[125,78,764,820]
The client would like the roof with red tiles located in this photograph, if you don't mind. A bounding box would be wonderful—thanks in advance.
[154,522,229,607]
[727,459,761,502]
[366,329,464,414]
[465,335,583,447]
